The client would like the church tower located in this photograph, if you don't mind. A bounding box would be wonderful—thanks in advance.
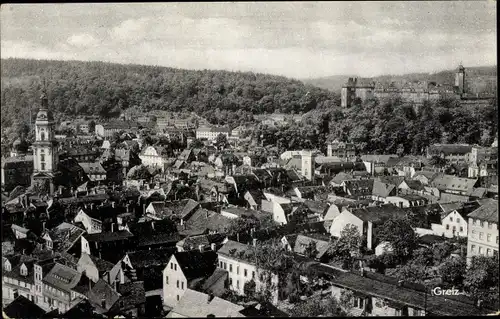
[301,150,315,182]
[31,89,58,194]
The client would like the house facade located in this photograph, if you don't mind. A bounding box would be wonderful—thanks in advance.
[466,199,499,261]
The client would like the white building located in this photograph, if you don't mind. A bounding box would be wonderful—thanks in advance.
[217,240,278,304]
[139,146,170,171]
[195,126,231,141]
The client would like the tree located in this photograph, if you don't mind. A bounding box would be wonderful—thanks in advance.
[226,216,259,235]
[127,165,152,180]
[376,218,419,261]
[289,296,349,317]
[439,257,467,289]
[327,224,363,269]
[189,138,204,149]
[464,256,499,303]
[215,133,229,150]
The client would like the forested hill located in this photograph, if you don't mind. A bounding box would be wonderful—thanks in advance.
[303,66,497,93]
[0,58,340,127]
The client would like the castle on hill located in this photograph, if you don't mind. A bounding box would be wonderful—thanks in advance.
[341,64,497,108]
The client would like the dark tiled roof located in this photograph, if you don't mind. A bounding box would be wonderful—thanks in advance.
[4,295,46,318]
[110,281,146,313]
[84,230,134,243]
[48,222,86,253]
[201,268,228,292]
[127,248,176,268]
[87,278,120,313]
[174,250,218,281]
[42,262,82,292]
[427,144,473,155]
[372,180,396,198]
[349,204,406,224]
[467,199,498,223]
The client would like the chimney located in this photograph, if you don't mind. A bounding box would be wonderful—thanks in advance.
[151,221,155,230]
[42,222,46,231]
[237,233,240,242]
[210,243,216,251]
[180,218,184,226]
[253,238,257,247]
[199,244,204,252]
[206,210,209,219]
[111,223,114,232]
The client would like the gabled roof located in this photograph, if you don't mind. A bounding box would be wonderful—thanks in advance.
[173,250,217,281]
[48,222,86,253]
[4,296,46,318]
[127,248,176,268]
[431,175,478,194]
[43,262,82,292]
[180,199,200,219]
[467,199,498,223]
[403,179,425,191]
[87,278,121,314]
[349,204,406,224]
[372,180,396,198]
[292,234,331,259]
[84,230,134,243]
[169,289,244,318]
[183,208,233,234]
[331,172,354,184]
[110,281,146,314]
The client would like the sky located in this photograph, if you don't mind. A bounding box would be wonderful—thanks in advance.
[1,2,496,79]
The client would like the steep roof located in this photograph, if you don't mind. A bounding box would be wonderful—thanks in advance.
[349,204,406,224]
[48,222,86,253]
[431,175,478,194]
[4,296,46,318]
[467,199,498,223]
[169,289,244,318]
[292,234,331,259]
[372,180,396,198]
[43,262,82,292]
[127,248,176,268]
[84,230,134,243]
[173,250,218,281]
[87,278,121,314]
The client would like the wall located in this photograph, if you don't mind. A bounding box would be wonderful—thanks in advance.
[467,218,499,261]
[163,255,188,308]
[77,253,99,283]
[329,211,363,239]
[442,211,468,238]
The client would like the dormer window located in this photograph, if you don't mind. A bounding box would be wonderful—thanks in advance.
[4,261,11,272]
[20,264,28,276]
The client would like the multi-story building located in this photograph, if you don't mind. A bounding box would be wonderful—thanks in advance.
[78,162,107,181]
[341,78,376,108]
[466,199,499,261]
[195,126,231,141]
[162,250,218,309]
[95,121,139,139]
[327,140,356,160]
[426,144,472,165]
[1,155,34,192]
[139,146,171,172]
[217,240,278,304]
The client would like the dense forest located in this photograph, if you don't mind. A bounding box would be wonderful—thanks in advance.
[1,58,340,128]
[253,96,498,155]
[1,58,497,156]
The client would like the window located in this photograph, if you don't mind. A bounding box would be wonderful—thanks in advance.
[229,278,233,286]
[450,217,453,222]
[473,219,477,226]
[479,247,483,255]
[229,264,232,273]
[176,295,179,301]
[252,271,255,279]
[236,266,239,275]
[40,154,45,162]
[446,224,450,230]
[41,132,45,141]
[488,223,492,229]
[174,264,177,271]
[41,163,46,171]
[165,276,169,285]
[452,226,456,232]
[181,282,184,290]
[236,280,239,289]
[487,248,491,256]
[176,280,179,288]
[459,227,463,232]
[472,230,476,238]
[471,245,476,252]
[219,261,223,268]
[497,236,499,244]
[244,269,248,277]
[479,232,484,240]
[480,221,484,227]
[487,234,491,242]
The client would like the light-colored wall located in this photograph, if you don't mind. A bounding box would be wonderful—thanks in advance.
[329,211,363,239]
[218,255,278,304]
[272,201,288,225]
[324,204,343,221]
[467,218,499,261]
[163,255,188,308]
[77,253,99,282]
[441,211,468,238]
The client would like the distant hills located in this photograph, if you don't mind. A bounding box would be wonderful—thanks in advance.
[302,66,497,92]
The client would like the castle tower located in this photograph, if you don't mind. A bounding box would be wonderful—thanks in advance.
[455,64,466,94]
[31,89,58,194]
[301,150,315,182]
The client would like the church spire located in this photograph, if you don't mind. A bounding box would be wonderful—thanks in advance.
[40,79,48,110]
